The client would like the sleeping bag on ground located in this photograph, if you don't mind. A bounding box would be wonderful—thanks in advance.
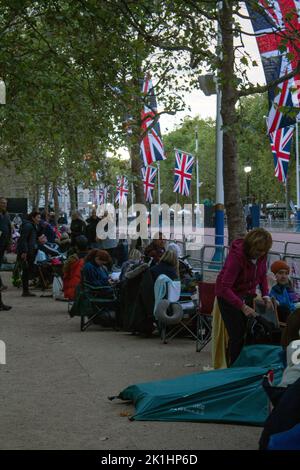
[110,345,284,426]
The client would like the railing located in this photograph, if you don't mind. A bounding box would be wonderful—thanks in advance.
[260,218,300,232]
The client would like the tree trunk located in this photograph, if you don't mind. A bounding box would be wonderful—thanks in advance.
[220,2,245,244]
[44,180,50,217]
[130,141,146,205]
[67,181,77,213]
[52,183,60,223]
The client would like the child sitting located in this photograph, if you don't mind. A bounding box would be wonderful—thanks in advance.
[269,260,297,323]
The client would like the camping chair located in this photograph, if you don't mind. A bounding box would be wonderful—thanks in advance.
[70,279,119,331]
[196,281,216,352]
[155,276,198,344]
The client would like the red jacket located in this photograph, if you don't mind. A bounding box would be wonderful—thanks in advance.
[215,238,269,310]
[63,256,84,300]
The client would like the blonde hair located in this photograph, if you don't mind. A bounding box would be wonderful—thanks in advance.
[159,250,179,276]
[128,249,142,261]
[243,228,272,258]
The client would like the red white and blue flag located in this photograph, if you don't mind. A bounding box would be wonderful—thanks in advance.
[173,149,194,196]
[141,165,157,203]
[99,187,106,205]
[115,176,129,204]
[140,74,166,166]
[269,125,294,182]
[246,0,300,133]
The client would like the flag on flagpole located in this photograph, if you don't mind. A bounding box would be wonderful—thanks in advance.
[140,73,166,166]
[246,0,300,133]
[115,176,129,204]
[173,149,194,196]
[141,166,158,203]
[269,126,294,183]
[99,187,105,205]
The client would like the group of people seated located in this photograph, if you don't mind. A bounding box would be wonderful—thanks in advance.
[63,231,185,301]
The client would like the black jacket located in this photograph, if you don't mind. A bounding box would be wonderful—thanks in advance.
[150,262,178,283]
[86,216,100,244]
[70,219,86,242]
[119,266,155,335]
[17,220,38,256]
[0,211,12,250]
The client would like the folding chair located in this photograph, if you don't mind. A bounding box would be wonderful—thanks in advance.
[196,281,216,352]
[70,280,118,331]
[155,277,198,344]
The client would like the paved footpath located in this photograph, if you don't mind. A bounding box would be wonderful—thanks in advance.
[0,272,261,450]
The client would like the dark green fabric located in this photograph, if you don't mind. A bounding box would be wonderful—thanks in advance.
[116,345,284,425]
[69,285,94,318]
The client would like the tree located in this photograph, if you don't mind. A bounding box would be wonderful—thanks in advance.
[116,0,300,241]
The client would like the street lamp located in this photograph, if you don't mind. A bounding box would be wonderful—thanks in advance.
[244,165,252,203]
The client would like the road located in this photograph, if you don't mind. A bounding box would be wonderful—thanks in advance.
[0,272,261,450]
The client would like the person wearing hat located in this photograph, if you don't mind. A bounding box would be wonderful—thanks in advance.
[269,260,297,323]
[82,249,112,287]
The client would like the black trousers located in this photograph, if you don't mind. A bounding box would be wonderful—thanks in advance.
[217,295,255,365]
[20,254,36,293]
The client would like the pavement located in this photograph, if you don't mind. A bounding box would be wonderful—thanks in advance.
[0,271,262,450]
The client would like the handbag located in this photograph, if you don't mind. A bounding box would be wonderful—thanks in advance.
[246,299,281,345]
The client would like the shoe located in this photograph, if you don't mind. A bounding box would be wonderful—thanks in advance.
[22,291,36,297]
[0,285,8,292]
[0,304,12,311]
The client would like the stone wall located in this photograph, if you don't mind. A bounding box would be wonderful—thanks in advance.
[0,165,30,199]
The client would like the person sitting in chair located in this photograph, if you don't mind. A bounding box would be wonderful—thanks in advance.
[120,249,142,281]
[150,250,179,284]
[144,232,166,266]
[269,260,299,323]
[63,235,89,300]
[82,249,112,287]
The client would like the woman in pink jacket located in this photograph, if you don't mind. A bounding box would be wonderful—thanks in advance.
[216,228,273,365]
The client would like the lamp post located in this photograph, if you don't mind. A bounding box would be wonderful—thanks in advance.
[244,165,252,203]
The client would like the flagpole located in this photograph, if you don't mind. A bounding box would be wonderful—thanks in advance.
[296,119,300,231]
[157,162,161,208]
[195,128,200,209]
[211,0,224,266]
[131,183,134,216]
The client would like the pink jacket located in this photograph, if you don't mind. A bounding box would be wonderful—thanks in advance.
[215,239,269,310]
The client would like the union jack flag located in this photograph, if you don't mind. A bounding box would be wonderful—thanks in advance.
[269,125,294,182]
[99,187,106,205]
[141,166,157,203]
[140,74,166,166]
[246,0,300,133]
[115,176,129,205]
[173,149,194,196]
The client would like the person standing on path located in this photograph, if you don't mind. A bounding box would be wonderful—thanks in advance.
[17,211,41,297]
[216,228,273,365]
[0,197,12,310]
[70,211,86,246]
